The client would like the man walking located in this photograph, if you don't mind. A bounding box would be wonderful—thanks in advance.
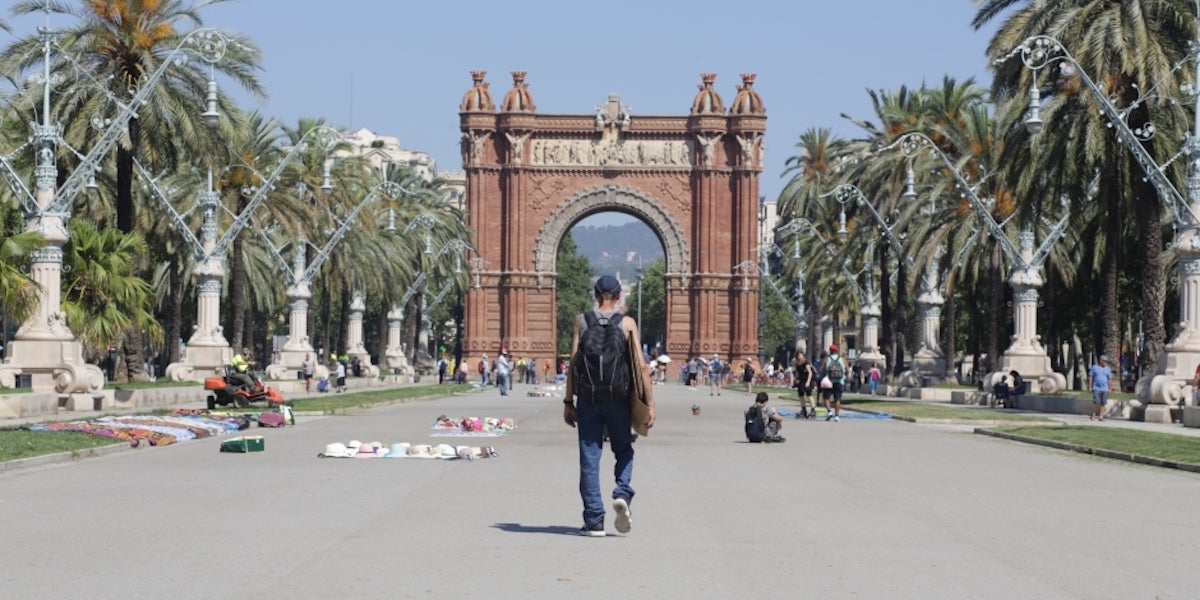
[496,351,513,396]
[709,354,725,396]
[564,275,655,537]
[1089,354,1113,421]
[302,353,315,393]
[823,344,847,421]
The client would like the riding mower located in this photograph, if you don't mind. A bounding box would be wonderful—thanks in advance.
[204,366,289,410]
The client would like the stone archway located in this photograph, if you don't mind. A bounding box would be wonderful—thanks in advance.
[457,71,767,365]
[532,183,688,276]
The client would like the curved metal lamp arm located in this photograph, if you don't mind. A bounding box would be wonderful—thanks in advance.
[52,29,231,212]
[210,125,341,260]
[821,183,912,267]
[884,132,1022,264]
[997,35,1194,225]
[133,159,206,258]
[300,180,413,283]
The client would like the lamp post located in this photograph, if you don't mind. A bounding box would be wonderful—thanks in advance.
[775,219,813,355]
[1001,27,1200,416]
[252,180,414,380]
[0,21,232,397]
[405,214,439,370]
[823,184,946,383]
[883,132,1072,394]
[137,126,342,382]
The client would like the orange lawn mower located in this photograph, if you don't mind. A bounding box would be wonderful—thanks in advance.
[204,366,289,410]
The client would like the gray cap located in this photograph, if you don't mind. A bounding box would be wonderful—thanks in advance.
[1099,354,1108,362]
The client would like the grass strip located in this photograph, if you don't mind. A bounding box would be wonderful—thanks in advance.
[982,426,1200,467]
[0,429,124,462]
[105,380,196,390]
[835,398,1057,422]
[291,384,452,413]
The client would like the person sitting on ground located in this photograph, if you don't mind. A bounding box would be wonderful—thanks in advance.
[992,375,1010,408]
[745,392,785,443]
[1007,370,1025,409]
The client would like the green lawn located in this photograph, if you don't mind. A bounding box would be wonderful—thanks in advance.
[105,379,196,390]
[0,429,123,462]
[291,384,453,412]
[989,426,1200,465]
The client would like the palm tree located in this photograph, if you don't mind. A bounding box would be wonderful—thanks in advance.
[3,0,265,232]
[60,220,162,371]
[0,229,43,327]
[976,0,1194,377]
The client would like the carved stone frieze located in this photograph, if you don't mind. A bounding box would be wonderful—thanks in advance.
[530,138,692,168]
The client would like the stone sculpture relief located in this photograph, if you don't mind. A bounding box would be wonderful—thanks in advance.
[529,138,692,167]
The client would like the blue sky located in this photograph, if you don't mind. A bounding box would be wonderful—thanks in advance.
[9,0,1002,215]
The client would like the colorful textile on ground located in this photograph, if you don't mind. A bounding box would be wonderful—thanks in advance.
[26,411,251,447]
[527,384,563,398]
[431,415,515,434]
[318,440,498,461]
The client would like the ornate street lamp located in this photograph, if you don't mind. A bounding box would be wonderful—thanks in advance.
[883,132,1073,394]
[0,21,235,394]
[1000,28,1200,415]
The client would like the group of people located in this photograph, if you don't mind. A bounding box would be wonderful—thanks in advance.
[784,345,869,422]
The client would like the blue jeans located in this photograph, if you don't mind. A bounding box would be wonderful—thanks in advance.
[576,392,635,527]
[497,372,509,395]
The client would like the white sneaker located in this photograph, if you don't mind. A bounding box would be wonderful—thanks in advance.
[834,416,840,421]
[613,497,632,533]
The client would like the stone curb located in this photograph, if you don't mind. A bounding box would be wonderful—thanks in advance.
[974,428,1200,474]
[0,442,130,474]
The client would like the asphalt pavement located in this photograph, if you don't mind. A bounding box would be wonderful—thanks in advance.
[2,381,1199,599]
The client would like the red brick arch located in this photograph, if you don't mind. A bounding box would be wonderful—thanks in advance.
[458,72,766,365]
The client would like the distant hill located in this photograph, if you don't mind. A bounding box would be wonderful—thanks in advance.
[571,221,665,277]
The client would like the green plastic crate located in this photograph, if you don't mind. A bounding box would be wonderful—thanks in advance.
[220,435,265,453]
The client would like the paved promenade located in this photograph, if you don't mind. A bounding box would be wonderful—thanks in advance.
[2,381,1199,599]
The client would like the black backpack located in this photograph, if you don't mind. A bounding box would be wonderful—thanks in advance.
[745,404,766,442]
[573,311,630,397]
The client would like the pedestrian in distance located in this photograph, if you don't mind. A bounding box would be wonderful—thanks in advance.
[1089,354,1113,421]
[496,350,513,396]
[709,354,725,396]
[868,362,881,395]
[793,352,817,418]
[822,345,847,421]
[564,275,655,537]
[741,359,755,394]
[302,353,315,393]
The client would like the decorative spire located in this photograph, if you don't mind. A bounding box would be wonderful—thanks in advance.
[691,73,724,115]
[501,71,536,113]
[730,73,765,115]
[459,70,495,112]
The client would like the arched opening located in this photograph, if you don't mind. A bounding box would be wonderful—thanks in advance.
[556,210,667,357]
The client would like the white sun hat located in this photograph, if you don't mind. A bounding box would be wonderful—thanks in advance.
[318,442,355,458]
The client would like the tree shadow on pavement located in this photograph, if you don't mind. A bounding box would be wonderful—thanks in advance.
[491,523,578,535]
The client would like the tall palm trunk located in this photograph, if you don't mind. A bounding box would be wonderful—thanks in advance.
[228,233,246,352]
[339,286,352,355]
[1132,126,1165,377]
[318,280,333,358]
[115,122,146,380]
[987,242,1003,373]
[1098,161,1122,364]
[943,239,958,379]
[167,252,183,364]
[879,243,892,370]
